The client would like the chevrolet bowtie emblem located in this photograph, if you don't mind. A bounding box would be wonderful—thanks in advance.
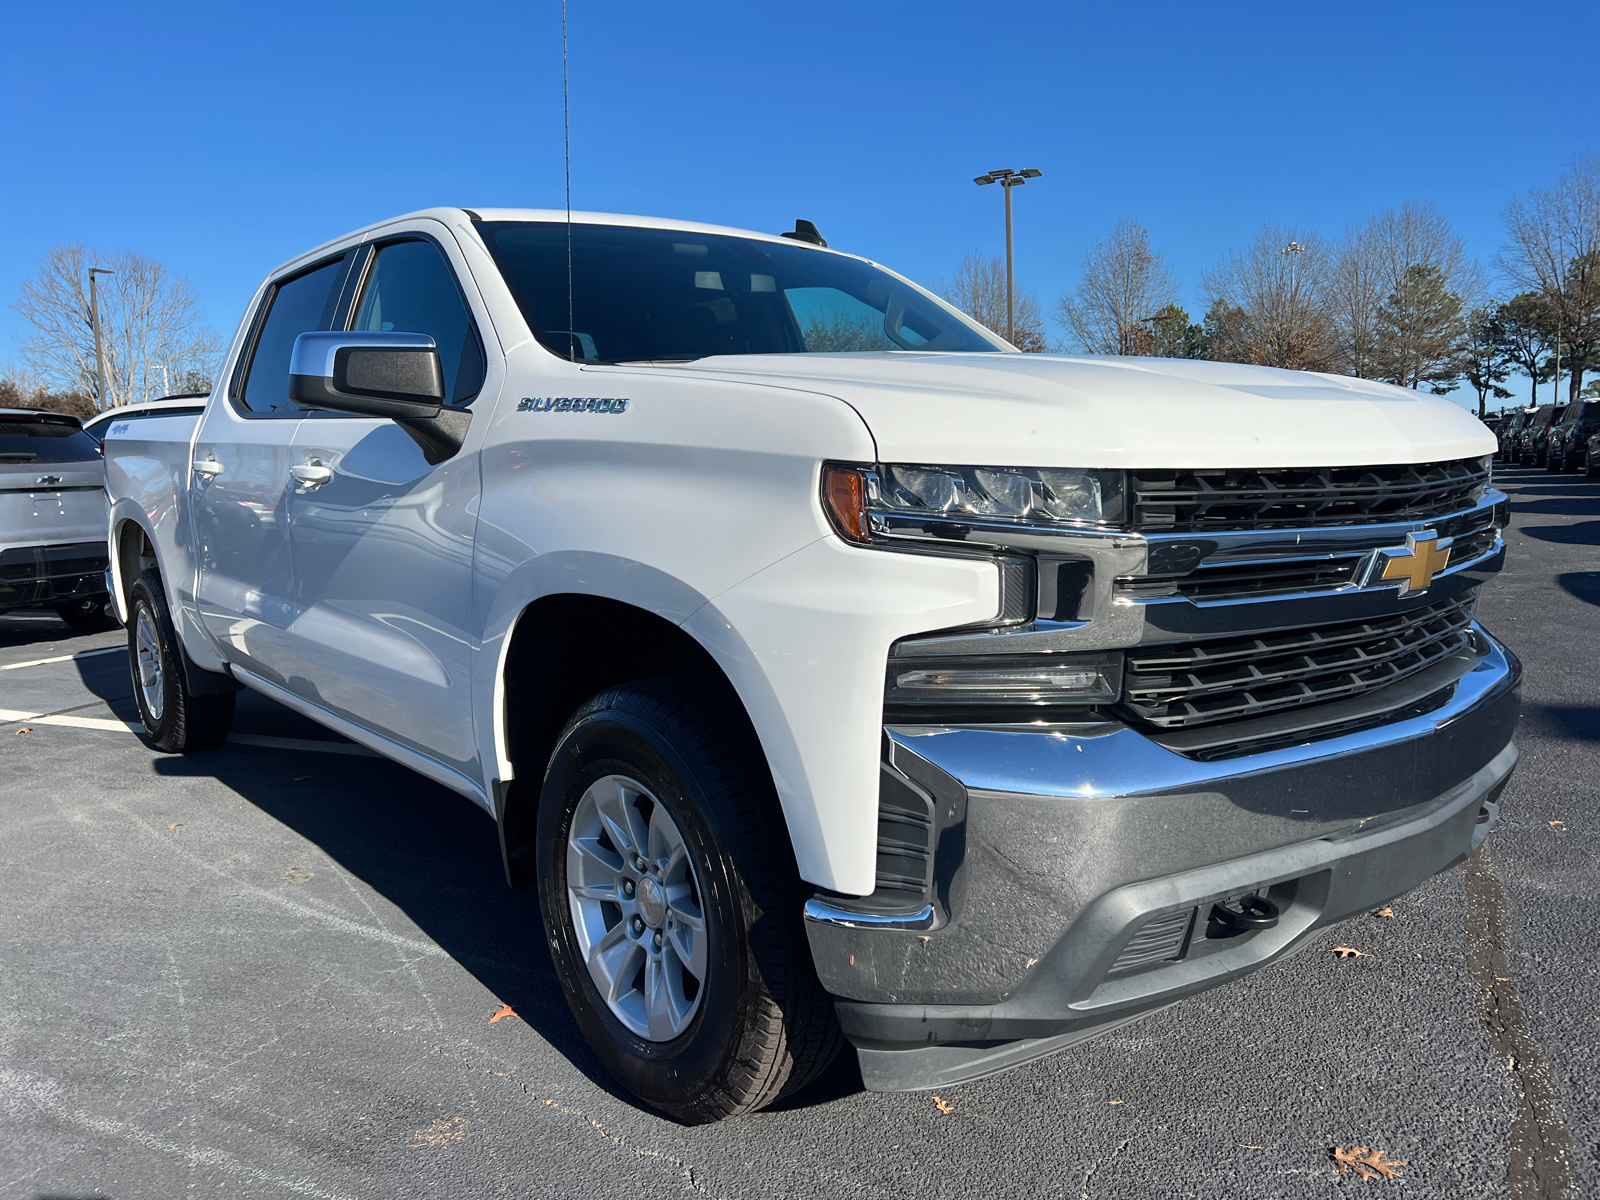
[1378,530,1453,597]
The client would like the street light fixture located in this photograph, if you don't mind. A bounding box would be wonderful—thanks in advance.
[974,167,1043,346]
[88,267,115,409]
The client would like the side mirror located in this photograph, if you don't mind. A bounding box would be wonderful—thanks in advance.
[288,331,471,465]
[289,331,444,418]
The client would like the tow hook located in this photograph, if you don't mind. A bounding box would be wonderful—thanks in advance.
[1207,893,1280,938]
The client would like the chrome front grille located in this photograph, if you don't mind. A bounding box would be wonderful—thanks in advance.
[1117,523,1501,603]
[1120,592,1478,730]
[1129,457,1490,532]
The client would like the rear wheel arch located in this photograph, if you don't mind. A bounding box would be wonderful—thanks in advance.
[112,518,157,622]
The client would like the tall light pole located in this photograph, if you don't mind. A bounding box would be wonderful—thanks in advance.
[1281,241,1304,372]
[974,168,1042,346]
[88,266,115,409]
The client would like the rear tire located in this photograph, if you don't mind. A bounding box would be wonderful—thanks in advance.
[536,677,842,1124]
[127,569,235,752]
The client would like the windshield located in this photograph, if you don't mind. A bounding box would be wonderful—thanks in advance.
[476,221,1004,363]
[0,417,99,463]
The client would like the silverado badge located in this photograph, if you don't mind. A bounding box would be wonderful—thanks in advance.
[1372,530,1453,597]
[518,396,629,413]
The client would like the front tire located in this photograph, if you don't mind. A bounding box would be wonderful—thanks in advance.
[537,678,841,1124]
[127,569,235,752]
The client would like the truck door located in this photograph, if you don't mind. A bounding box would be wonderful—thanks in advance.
[191,254,350,684]
[281,235,486,779]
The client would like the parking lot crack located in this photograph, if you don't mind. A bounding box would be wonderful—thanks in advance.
[1463,849,1576,1199]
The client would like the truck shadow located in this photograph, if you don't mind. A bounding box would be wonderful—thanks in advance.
[1518,520,1600,546]
[146,724,860,1115]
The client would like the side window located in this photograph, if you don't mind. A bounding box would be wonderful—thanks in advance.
[351,240,485,405]
[238,257,347,415]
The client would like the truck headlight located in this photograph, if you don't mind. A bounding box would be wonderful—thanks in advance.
[821,462,1125,544]
[885,651,1122,709]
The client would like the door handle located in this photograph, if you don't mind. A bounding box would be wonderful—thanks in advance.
[193,458,224,478]
[290,462,334,489]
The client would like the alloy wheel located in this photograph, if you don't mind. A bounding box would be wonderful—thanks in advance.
[134,606,165,722]
[566,774,709,1041]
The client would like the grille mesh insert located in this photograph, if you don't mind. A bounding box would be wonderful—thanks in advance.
[1121,593,1478,730]
[1129,458,1490,532]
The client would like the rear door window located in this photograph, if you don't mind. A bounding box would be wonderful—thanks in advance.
[0,418,100,463]
[349,239,485,405]
[237,256,348,416]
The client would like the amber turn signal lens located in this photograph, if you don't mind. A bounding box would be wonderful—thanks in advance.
[821,464,869,543]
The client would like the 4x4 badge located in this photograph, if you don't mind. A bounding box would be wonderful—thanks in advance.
[1371,530,1453,597]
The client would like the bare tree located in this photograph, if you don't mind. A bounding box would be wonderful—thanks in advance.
[942,252,1046,351]
[1500,154,1600,400]
[1054,220,1177,355]
[1325,224,1387,377]
[12,243,222,411]
[1202,225,1333,370]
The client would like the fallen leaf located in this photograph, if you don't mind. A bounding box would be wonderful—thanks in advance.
[1328,946,1370,959]
[284,866,313,883]
[931,1095,955,1115]
[1371,906,1394,919]
[1548,820,1564,828]
[1238,1144,1265,1150]
[85,880,99,886]
[407,1116,469,1149]
[167,823,181,831]
[1331,1145,1405,1181]
[489,1003,516,1024]
[15,727,31,735]
[294,776,312,783]
[1107,1099,1124,1105]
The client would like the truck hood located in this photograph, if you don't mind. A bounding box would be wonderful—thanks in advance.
[650,353,1494,468]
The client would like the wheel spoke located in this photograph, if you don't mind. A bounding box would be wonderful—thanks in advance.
[648,801,686,872]
[592,923,644,1005]
[568,834,623,881]
[665,919,707,982]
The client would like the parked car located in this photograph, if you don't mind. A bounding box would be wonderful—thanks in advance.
[0,409,113,630]
[1587,424,1600,479]
[1547,398,1600,472]
[81,395,210,447]
[1495,408,1533,462]
[1517,403,1564,466]
[103,207,1520,1122]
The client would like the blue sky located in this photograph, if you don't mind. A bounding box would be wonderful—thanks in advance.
[3,0,1595,409]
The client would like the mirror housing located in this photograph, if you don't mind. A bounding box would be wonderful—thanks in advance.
[289,331,444,419]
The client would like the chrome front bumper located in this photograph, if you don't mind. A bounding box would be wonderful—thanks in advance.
[806,625,1521,1090]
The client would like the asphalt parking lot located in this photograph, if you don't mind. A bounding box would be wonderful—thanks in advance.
[1,464,1595,1200]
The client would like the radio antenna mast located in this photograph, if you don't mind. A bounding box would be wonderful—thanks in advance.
[562,0,574,361]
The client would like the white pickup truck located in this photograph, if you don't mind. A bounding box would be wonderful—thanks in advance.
[103,207,1519,1123]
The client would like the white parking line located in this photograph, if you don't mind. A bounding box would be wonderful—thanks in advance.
[0,707,140,733]
[0,646,124,671]
[1,706,377,757]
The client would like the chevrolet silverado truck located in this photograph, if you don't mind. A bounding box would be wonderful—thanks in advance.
[103,208,1519,1123]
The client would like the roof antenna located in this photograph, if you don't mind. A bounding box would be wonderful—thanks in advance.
[781,219,827,248]
[562,0,575,361]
